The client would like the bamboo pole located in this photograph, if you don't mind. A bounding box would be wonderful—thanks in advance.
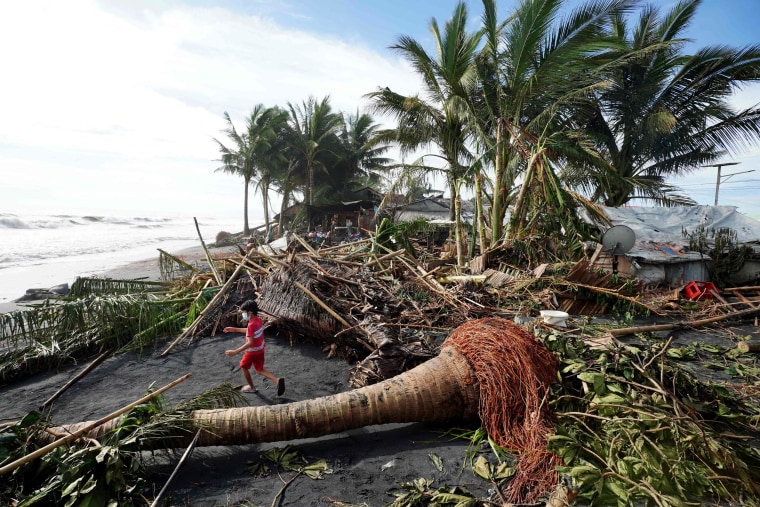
[149,429,202,507]
[302,258,361,287]
[437,275,488,284]
[364,249,406,267]
[558,280,661,316]
[0,374,191,476]
[40,351,111,409]
[610,305,760,336]
[319,237,372,254]
[194,217,223,286]
[291,232,318,256]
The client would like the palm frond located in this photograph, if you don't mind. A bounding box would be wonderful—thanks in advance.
[0,294,195,385]
[69,277,172,298]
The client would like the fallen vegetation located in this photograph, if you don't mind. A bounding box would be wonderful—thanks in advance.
[1,233,760,506]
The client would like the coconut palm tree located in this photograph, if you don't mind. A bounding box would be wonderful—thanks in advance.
[41,318,560,504]
[286,96,344,206]
[248,106,290,235]
[366,2,482,267]
[214,105,288,235]
[323,110,393,201]
[467,0,636,246]
[566,0,760,207]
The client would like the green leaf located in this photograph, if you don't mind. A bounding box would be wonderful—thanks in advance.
[19,411,41,428]
[566,464,602,484]
[561,361,587,374]
[492,461,516,480]
[431,491,477,506]
[698,343,722,354]
[592,393,627,406]
[428,452,444,472]
[79,476,98,494]
[472,456,492,480]
[578,372,607,394]
[61,476,83,497]
[302,459,332,480]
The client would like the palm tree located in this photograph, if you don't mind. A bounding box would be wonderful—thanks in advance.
[467,0,635,246]
[567,0,760,207]
[286,96,344,206]
[326,111,393,201]
[366,2,482,267]
[214,105,288,235]
[44,318,560,504]
[249,106,290,233]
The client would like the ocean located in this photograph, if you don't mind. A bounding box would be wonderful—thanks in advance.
[0,211,253,305]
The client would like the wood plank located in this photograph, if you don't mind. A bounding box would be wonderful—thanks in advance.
[728,289,758,309]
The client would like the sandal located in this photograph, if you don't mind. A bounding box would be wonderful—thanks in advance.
[276,378,285,396]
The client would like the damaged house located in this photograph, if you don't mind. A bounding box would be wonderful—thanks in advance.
[585,205,760,288]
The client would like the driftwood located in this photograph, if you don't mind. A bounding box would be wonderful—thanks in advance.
[610,305,760,336]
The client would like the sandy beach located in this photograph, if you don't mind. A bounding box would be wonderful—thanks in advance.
[0,245,490,506]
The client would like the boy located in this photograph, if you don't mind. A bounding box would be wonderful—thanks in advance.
[223,299,285,395]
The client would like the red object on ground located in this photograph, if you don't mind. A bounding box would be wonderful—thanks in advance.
[683,281,719,300]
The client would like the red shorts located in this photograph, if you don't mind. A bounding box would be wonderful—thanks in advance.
[240,350,265,371]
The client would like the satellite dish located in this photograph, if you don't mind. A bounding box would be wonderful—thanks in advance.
[601,225,635,255]
[601,225,635,274]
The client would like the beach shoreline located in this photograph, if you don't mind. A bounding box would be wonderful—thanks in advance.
[0,243,238,314]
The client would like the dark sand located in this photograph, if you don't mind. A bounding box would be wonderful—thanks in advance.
[0,246,489,506]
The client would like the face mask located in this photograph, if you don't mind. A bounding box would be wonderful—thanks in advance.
[241,312,249,321]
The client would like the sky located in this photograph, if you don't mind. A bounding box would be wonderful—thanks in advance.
[1,0,760,224]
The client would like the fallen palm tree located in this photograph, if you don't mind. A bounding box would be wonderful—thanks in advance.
[38,317,560,504]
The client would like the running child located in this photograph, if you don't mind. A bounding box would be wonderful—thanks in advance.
[223,299,285,395]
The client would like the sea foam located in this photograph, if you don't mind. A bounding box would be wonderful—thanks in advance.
[0,212,252,303]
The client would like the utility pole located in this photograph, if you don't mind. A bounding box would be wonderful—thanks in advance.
[703,162,740,205]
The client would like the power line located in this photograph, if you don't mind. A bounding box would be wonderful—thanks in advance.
[677,178,760,187]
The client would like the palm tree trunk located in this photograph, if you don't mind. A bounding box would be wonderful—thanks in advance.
[44,318,557,452]
[42,318,559,503]
[448,180,456,222]
[308,160,314,205]
[490,119,505,246]
[243,177,251,236]
[261,177,271,236]
[453,180,465,267]
[48,347,480,446]
[475,169,487,255]
[509,152,539,237]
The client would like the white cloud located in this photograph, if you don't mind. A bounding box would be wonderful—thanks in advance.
[0,0,420,219]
